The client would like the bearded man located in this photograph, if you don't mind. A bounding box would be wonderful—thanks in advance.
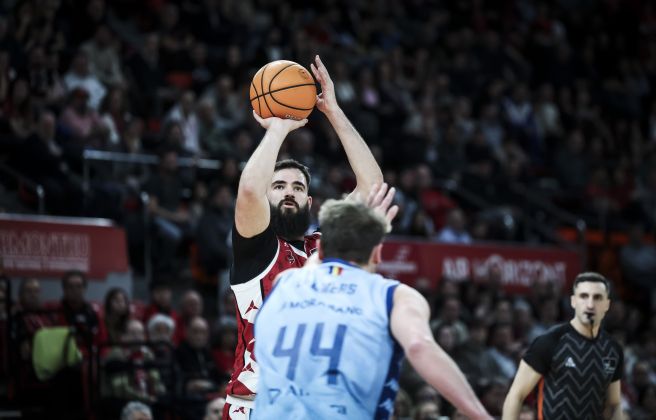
[222,55,384,419]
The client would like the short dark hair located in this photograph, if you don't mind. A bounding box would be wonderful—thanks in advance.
[319,200,388,264]
[61,270,87,288]
[274,159,311,189]
[572,272,610,295]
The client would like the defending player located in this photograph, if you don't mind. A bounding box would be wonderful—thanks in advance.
[252,189,492,420]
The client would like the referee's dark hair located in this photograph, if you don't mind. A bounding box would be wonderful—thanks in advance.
[572,272,610,295]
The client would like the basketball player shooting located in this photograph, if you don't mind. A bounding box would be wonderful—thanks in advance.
[502,272,624,420]
[222,55,385,419]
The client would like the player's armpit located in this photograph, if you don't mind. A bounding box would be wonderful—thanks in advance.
[502,360,543,420]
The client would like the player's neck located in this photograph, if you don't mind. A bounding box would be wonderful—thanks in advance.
[570,318,599,339]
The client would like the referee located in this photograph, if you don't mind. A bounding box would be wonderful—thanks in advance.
[503,272,624,420]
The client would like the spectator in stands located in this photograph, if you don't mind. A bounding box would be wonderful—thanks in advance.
[217,288,237,326]
[164,90,200,155]
[104,318,165,402]
[631,384,656,420]
[101,287,131,344]
[212,321,237,379]
[9,276,59,402]
[196,183,234,278]
[492,298,514,325]
[201,74,247,133]
[25,46,66,109]
[627,361,655,404]
[173,290,203,345]
[143,278,179,327]
[175,316,222,395]
[416,163,456,231]
[120,401,153,420]
[435,208,473,244]
[553,129,590,200]
[157,3,191,72]
[431,296,469,345]
[145,314,176,396]
[502,83,540,161]
[11,110,83,215]
[204,397,226,420]
[59,270,99,347]
[99,87,130,148]
[146,314,175,344]
[43,270,99,418]
[485,323,517,381]
[16,277,41,312]
[59,86,104,145]
[189,42,214,94]
[143,148,191,273]
[63,50,106,110]
[12,278,57,375]
[408,208,436,238]
[479,103,506,160]
[3,78,34,142]
[0,48,11,106]
[414,400,441,420]
[0,276,5,375]
[512,299,536,346]
[455,319,503,385]
[434,324,457,357]
[125,32,167,118]
[393,388,413,420]
[80,24,125,87]
[197,99,231,159]
[636,166,656,229]
[480,376,510,418]
[621,222,656,311]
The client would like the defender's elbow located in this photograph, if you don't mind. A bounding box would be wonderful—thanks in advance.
[405,336,432,360]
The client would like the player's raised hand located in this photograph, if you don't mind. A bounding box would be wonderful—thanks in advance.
[365,182,399,231]
[310,55,339,115]
[252,110,308,133]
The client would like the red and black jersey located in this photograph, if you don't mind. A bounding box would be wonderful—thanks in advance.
[225,224,319,399]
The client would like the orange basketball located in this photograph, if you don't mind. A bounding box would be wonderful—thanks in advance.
[250,60,317,120]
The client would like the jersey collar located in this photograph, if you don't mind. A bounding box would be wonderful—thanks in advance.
[321,258,359,268]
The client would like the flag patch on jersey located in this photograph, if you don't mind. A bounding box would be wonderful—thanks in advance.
[329,266,343,276]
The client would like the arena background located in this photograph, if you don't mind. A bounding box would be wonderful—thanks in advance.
[0,0,655,419]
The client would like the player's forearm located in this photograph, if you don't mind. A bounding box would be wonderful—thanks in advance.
[325,107,383,194]
[501,394,523,420]
[406,338,490,419]
[608,403,624,420]
[238,127,287,196]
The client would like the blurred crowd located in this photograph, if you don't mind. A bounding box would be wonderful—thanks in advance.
[0,0,655,290]
[1,0,656,418]
[2,271,236,419]
[2,268,656,419]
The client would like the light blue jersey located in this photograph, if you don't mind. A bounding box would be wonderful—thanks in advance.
[253,259,402,420]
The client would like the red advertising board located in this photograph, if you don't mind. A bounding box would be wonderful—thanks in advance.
[0,214,129,279]
[378,239,581,294]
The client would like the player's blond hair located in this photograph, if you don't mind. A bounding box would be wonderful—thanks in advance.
[319,200,388,264]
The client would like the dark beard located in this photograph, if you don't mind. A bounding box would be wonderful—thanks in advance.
[270,202,311,239]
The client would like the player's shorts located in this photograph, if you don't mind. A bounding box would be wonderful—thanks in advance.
[222,396,254,420]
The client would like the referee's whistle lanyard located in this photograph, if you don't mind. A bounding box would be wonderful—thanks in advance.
[585,313,602,341]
